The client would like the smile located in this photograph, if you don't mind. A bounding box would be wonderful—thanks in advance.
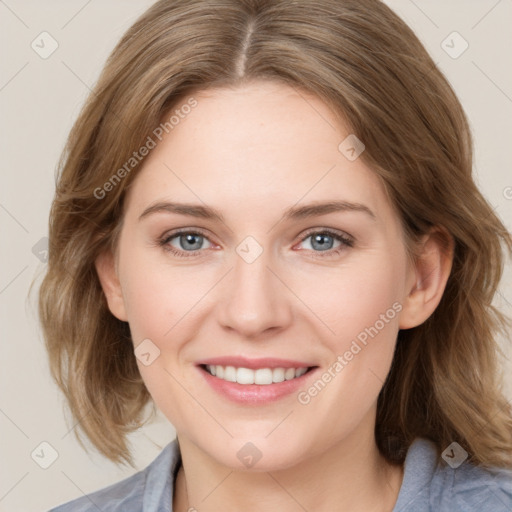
[203,364,311,385]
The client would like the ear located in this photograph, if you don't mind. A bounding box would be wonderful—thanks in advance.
[399,227,454,330]
[95,250,128,322]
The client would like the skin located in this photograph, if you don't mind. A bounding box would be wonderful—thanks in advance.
[96,80,453,512]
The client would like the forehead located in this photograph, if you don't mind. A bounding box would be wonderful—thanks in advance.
[123,80,393,227]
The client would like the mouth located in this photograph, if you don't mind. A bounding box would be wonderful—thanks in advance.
[195,355,320,404]
[198,364,318,385]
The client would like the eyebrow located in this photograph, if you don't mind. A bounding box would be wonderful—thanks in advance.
[138,199,376,223]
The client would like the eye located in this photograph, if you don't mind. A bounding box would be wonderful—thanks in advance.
[158,229,214,258]
[296,229,354,257]
[158,228,354,259]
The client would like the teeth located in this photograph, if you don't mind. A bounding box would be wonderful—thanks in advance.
[285,368,296,380]
[205,365,310,385]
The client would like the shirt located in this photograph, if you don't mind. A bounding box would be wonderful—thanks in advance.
[48,437,512,511]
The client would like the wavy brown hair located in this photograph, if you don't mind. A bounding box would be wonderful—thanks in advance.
[34,0,512,468]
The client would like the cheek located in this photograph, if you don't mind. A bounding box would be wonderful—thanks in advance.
[343,266,405,391]
[120,256,199,425]
[119,248,200,343]
[122,273,166,344]
[300,255,405,342]
[307,253,405,394]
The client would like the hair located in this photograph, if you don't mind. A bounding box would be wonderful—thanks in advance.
[34,0,512,468]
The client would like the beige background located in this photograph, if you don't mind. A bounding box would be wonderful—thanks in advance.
[1,1,511,511]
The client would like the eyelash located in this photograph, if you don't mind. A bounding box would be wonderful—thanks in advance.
[157,228,354,259]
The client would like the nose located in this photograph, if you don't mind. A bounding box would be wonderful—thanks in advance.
[217,245,293,339]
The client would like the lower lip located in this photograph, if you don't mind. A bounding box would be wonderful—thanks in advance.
[197,365,318,405]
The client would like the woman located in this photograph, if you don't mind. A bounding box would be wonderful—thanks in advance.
[39,0,512,510]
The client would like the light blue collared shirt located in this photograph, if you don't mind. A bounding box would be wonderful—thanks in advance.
[48,437,512,511]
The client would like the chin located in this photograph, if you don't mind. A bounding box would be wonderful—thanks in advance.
[206,435,308,472]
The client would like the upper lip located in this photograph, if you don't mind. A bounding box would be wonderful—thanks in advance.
[196,356,316,370]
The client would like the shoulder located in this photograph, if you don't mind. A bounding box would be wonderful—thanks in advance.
[48,439,180,512]
[393,438,512,512]
[49,470,145,512]
[430,452,512,511]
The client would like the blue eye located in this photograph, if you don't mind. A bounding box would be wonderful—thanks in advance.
[159,230,212,257]
[299,230,353,254]
[158,228,354,259]
[296,229,354,258]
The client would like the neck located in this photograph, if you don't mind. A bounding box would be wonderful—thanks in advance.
[173,422,404,512]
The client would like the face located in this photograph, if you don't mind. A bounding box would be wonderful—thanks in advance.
[100,80,420,471]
